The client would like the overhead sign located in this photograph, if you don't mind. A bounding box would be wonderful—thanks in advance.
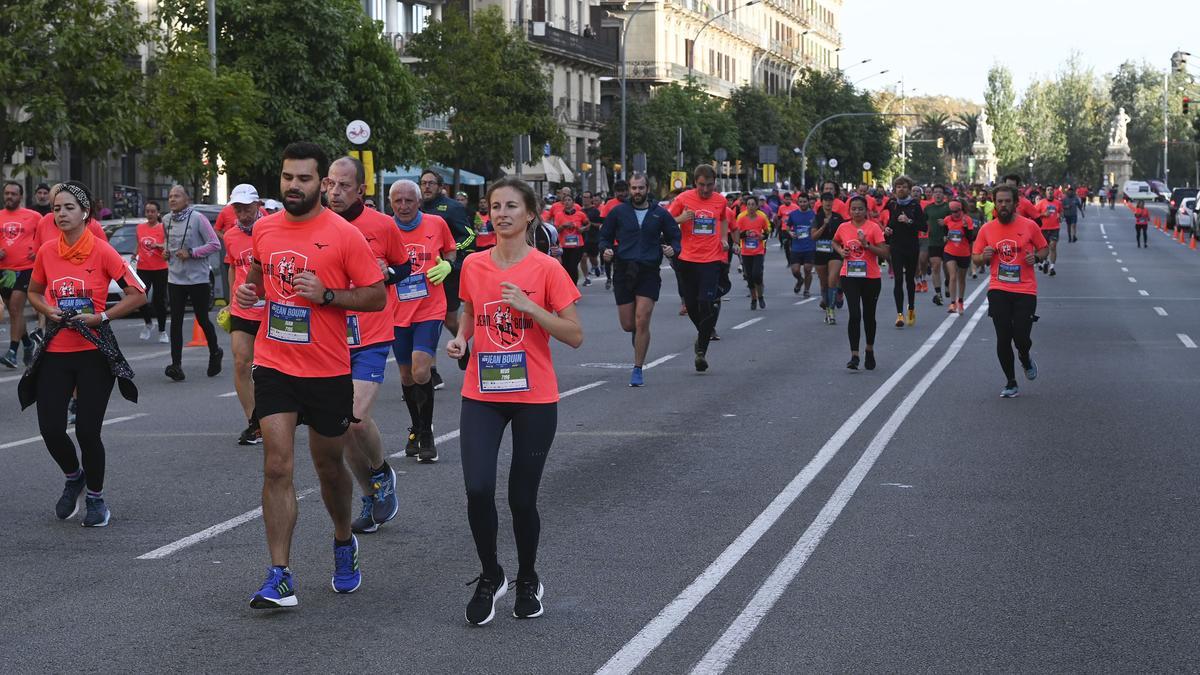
[862,162,872,170]
[828,158,839,169]
[758,145,779,164]
[346,120,371,145]
[633,153,647,173]
[714,147,728,163]
[671,171,688,191]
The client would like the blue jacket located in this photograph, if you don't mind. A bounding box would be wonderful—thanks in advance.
[600,202,682,265]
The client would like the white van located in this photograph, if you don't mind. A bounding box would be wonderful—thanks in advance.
[1123,180,1155,201]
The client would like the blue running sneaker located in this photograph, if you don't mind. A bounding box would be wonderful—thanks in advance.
[81,496,110,527]
[1000,384,1020,398]
[251,566,297,609]
[351,495,378,534]
[370,465,399,525]
[55,472,87,520]
[1023,358,1038,381]
[332,536,362,594]
[629,366,644,387]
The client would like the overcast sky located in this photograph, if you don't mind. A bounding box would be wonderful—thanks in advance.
[839,0,1196,102]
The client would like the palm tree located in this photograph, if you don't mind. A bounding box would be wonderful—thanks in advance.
[915,112,951,141]
[955,111,980,148]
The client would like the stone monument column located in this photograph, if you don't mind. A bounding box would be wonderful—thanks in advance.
[971,109,998,185]
[1103,107,1133,189]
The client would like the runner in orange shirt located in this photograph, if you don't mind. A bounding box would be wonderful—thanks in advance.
[552,193,590,286]
[735,196,771,310]
[134,201,169,343]
[221,184,266,446]
[1036,190,1062,276]
[668,164,731,371]
[234,142,387,609]
[940,198,975,314]
[832,195,889,370]
[446,176,582,625]
[1,181,44,367]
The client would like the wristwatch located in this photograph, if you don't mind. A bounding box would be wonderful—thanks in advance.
[100,311,110,323]
[320,289,335,306]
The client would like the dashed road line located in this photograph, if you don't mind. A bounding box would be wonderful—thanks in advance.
[1179,334,1198,349]
[1,414,149,451]
[793,297,817,306]
[731,317,764,330]
[1154,307,1168,316]
[1139,290,1150,296]
[1128,277,1137,283]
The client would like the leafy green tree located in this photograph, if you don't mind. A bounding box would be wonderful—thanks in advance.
[407,6,562,187]
[144,40,270,196]
[0,0,150,175]
[984,65,1023,175]
[1050,53,1108,185]
[729,85,780,187]
[1018,80,1066,182]
[783,68,893,188]
[158,0,422,193]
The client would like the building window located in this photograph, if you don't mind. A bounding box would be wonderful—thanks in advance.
[685,39,694,69]
[533,0,545,22]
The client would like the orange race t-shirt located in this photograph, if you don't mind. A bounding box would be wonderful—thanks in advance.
[1017,196,1041,221]
[222,225,264,322]
[1038,199,1063,230]
[459,249,581,404]
[1,207,43,271]
[347,207,408,348]
[776,203,799,231]
[135,221,168,272]
[553,209,589,249]
[972,216,1048,297]
[599,198,624,218]
[393,212,456,328]
[474,212,495,249]
[667,188,729,264]
[942,215,976,258]
[36,213,105,250]
[831,198,851,219]
[834,221,886,279]
[735,211,770,256]
[250,208,384,378]
[33,237,144,353]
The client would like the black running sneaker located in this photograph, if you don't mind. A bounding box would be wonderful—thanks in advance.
[207,348,224,377]
[404,427,419,458]
[417,432,438,463]
[165,364,185,382]
[238,420,263,446]
[55,472,87,520]
[431,368,445,391]
[465,568,507,626]
[864,351,876,371]
[512,576,545,619]
[846,355,859,370]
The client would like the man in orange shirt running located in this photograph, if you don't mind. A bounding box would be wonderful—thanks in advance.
[1,181,43,367]
[668,164,730,372]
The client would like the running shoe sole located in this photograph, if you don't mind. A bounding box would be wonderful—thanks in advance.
[467,581,507,626]
[513,582,545,619]
[250,594,298,609]
[82,510,111,527]
[331,576,361,594]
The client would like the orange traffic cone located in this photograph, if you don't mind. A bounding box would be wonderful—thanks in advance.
[1190,233,1197,250]
[186,318,207,347]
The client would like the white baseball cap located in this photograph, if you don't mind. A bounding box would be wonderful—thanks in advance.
[228,184,261,205]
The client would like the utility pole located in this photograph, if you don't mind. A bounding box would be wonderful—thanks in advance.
[1163,69,1170,186]
[900,77,908,177]
[207,0,219,203]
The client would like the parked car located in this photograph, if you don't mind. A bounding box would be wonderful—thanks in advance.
[1122,180,1155,201]
[1148,180,1172,202]
[104,225,145,303]
[1176,197,1196,232]
[1166,187,1199,228]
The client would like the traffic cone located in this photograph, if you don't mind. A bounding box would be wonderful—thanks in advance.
[1190,233,1196,250]
[186,318,207,347]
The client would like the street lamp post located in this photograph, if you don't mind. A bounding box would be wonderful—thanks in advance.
[688,0,761,84]
[798,112,916,189]
[619,0,653,181]
[852,69,889,87]
[840,57,871,75]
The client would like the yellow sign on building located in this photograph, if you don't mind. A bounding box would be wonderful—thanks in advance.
[670,171,688,191]
[761,164,776,183]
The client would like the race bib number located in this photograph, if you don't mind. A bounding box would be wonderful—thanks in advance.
[477,351,530,393]
[693,216,716,235]
[396,273,430,302]
[794,227,810,239]
[845,260,868,278]
[564,233,581,246]
[57,297,95,315]
[267,302,312,344]
[815,240,833,253]
[948,230,964,243]
[998,263,1021,284]
[346,315,361,346]
[743,237,760,251]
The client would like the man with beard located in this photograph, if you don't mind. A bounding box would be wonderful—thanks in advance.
[972,184,1048,399]
[419,169,475,380]
[30,183,52,216]
[235,142,387,608]
[0,181,42,367]
[600,173,681,387]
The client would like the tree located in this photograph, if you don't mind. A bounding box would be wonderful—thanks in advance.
[143,40,270,196]
[984,65,1023,176]
[157,0,422,193]
[784,68,893,188]
[407,6,561,187]
[1051,53,1108,185]
[0,0,150,176]
[729,86,781,187]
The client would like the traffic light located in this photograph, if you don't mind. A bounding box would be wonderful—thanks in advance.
[936,137,944,149]
[1172,50,1188,74]
[1185,97,1192,115]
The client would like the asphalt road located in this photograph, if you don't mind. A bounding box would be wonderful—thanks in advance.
[1,201,1198,673]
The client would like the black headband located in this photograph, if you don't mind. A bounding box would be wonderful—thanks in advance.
[52,182,92,215]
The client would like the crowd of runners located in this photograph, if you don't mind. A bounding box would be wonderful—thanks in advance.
[5,143,1126,623]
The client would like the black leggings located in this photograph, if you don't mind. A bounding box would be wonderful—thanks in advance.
[987,289,1037,384]
[460,398,557,580]
[841,276,881,351]
[138,268,168,331]
[891,248,918,312]
[676,260,722,353]
[561,247,585,285]
[743,255,764,287]
[1136,224,1148,246]
[168,282,218,365]
[36,350,115,492]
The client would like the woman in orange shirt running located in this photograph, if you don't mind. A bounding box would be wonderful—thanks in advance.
[447,177,583,626]
[832,195,889,370]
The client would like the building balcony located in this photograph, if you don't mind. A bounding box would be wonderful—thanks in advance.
[667,0,758,43]
[526,21,618,70]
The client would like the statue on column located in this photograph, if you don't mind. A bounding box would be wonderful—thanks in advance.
[977,109,994,149]
[1109,107,1131,148]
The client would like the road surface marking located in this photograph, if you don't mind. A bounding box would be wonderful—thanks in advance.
[138,381,608,560]
[1100,224,1107,235]
[1116,259,1123,263]
[595,280,990,675]
[1180,334,1198,349]
[731,318,763,330]
[1154,307,1168,316]
[644,353,679,369]
[1139,290,1150,296]
[1128,277,1137,283]
[690,299,990,674]
[1,414,149,450]
[1121,267,1129,272]
[794,297,817,306]
[218,391,238,398]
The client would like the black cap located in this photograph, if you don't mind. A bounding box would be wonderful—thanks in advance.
[35,182,50,191]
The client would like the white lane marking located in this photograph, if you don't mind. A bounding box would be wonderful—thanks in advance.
[1180,334,1198,349]
[644,353,679,370]
[139,380,608,560]
[1107,244,1113,249]
[1100,224,1107,234]
[1128,277,1137,283]
[793,297,817,306]
[1154,307,1168,316]
[0,414,149,450]
[731,317,763,330]
[690,299,990,674]
[1116,259,1123,263]
[1111,252,1118,256]
[137,489,318,560]
[596,280,990,675]
[1139,290,1150,296]
[1120,267,1129,272]
[218,391,238,398]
